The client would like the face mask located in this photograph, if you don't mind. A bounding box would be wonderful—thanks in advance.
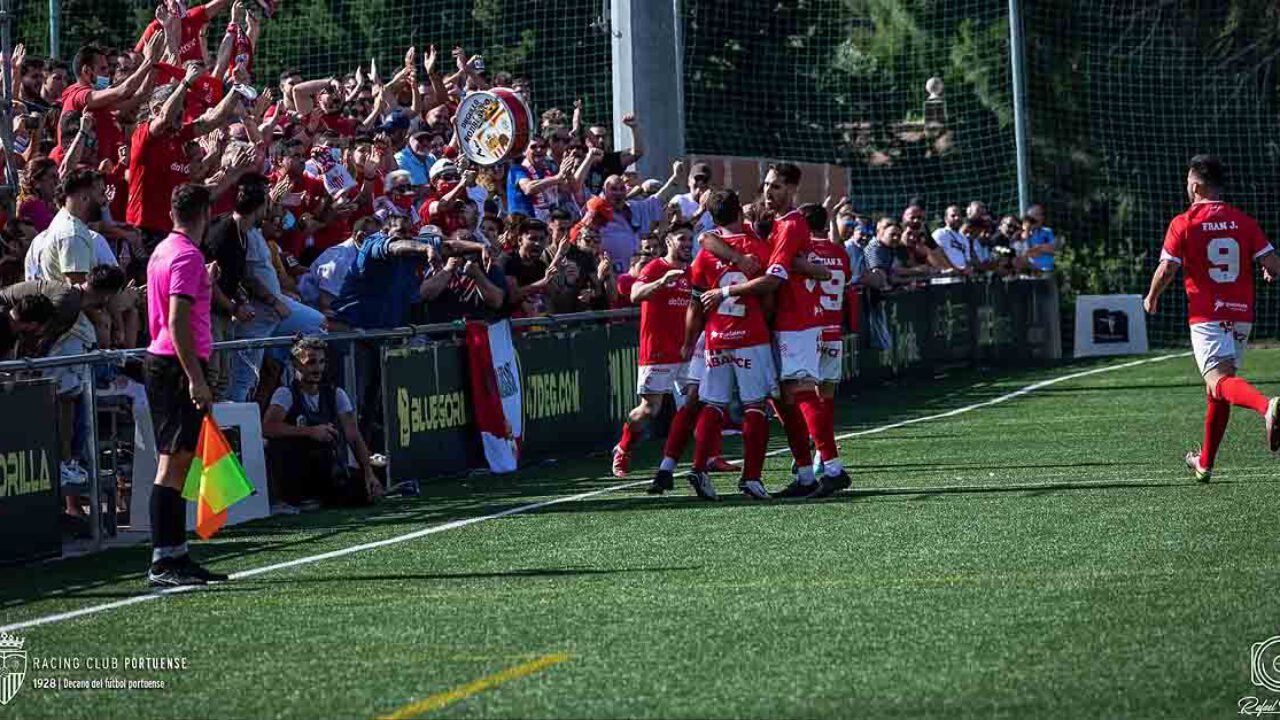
[282,211,297,231]
[93,75,110,91]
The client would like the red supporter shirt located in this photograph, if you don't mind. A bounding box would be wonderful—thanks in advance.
[318,113,358,138]
[767,209,824,332]
[127,122,197,232]
[807,238,854,341]
[136,5,211,64]
[271,171,329,256]
[155,63,224,122]
[1161,200,1273,325]
[689,228,771,351]
[635,257,691,365]
[59,82,125,166]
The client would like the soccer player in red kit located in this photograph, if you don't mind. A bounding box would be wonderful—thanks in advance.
[798,204,854,474]
[683,190,777,500]
[700,164,850,498]
[612,223,695,477]
[1144,154,1280,481]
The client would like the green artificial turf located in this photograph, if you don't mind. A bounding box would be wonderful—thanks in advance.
[4,350,1280,719]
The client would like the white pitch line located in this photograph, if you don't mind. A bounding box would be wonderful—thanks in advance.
[1,352,1191,634]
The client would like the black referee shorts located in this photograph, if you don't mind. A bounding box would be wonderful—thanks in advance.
[145,353,208,455]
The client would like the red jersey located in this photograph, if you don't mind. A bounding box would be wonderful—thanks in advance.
[155,63,223,123]
[806,237,853,341]
[1161,200,1272,325]
[318,113,358,138]
[689,228,772,350]
[636,257,691,365]
[127,122,197,232]
[136,5,211,64]
[59,83,125,166]
[767,209,824,332]
[270,171,329,257]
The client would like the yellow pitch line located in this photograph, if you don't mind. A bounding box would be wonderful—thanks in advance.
[377,653,571,719]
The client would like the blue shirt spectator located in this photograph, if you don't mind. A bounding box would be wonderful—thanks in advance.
[1025,225,1056,272]
[394,132,436,187]
[334,219,438,329]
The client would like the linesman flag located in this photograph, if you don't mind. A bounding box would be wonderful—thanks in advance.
[181,415,256,539]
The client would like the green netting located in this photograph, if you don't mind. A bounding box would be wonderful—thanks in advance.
[18,0,613,129]
[1025,0,1280,348]
[681,0,1019,231]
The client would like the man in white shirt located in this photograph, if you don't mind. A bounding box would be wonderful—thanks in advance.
[27,169,105,284]
[931,204,971,273]
[667,161,714,236]
[299,217,376,316]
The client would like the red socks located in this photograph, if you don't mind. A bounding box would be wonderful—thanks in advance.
[617,422,637,453]
[662,402,699,462]
[1215,376,1270,415]
[797,392,839,463]
[741,407,769,480]
[692,405,724,471]
[771,399,812,467]
[1201,395,1231,469]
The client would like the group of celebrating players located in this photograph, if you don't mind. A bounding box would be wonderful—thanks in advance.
[610,163,854,500]
[611,153,1280,498]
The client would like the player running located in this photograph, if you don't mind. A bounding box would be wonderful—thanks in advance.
[700,164,851,498]
[1143,154,1280,481]
[681,189,777,500]
[798,204,855,475]
[614,223,738,479]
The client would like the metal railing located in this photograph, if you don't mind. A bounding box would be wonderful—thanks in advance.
[0,307,639,553]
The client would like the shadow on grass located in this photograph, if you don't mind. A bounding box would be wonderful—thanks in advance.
[242,565,703,586]
[0,358,1198,610]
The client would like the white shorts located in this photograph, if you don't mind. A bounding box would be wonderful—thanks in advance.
[818,340,843,383]
[675,334,706,392]
[700,343,778,406]
[775,328,822,382]
[47,317,95,396]
[637,363,681,396]
[1191,321,1251,376]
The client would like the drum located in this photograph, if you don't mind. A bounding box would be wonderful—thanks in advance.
[454,88,533,166]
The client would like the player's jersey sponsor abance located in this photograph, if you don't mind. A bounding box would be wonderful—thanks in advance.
[807,238,854,341]
[1161,200,1273,325]
[637,257,692,365]
[767,210,825,332]
[690,228,772,350]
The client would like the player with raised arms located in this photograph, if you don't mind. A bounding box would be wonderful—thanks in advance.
[679,189,776,499]
[1144,154,1280,481]
[700,164,851,498]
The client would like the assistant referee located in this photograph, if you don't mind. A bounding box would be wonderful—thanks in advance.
[145,184,228,587]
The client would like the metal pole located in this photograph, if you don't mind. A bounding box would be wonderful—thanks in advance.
[48,0,59,60]
[0,0,18,194]
[1008,0,1032,215]
[84,364,103,550]
[343,341,358,419]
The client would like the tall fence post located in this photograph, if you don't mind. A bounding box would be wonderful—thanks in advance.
[48,0,59,59]
[1008,0,1032,215]
[610,0,686,178]
[84,364,103,550]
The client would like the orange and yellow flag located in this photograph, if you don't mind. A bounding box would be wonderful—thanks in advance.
[180,415,256,539]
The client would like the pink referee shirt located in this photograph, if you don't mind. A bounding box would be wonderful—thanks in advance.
[146,232,212,360]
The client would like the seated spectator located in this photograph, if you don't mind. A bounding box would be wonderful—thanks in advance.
[262,335,382,513]
[333,213,438,329]
[931,204,971,274]
[420,232,508,323]
[299,215,378,317]
[503,218,556,316]
[1022,203,1057,272]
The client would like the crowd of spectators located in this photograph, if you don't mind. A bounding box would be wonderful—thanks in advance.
[0,0,1060,516]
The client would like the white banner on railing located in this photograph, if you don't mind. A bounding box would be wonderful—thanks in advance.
[1073,294,1148,357]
